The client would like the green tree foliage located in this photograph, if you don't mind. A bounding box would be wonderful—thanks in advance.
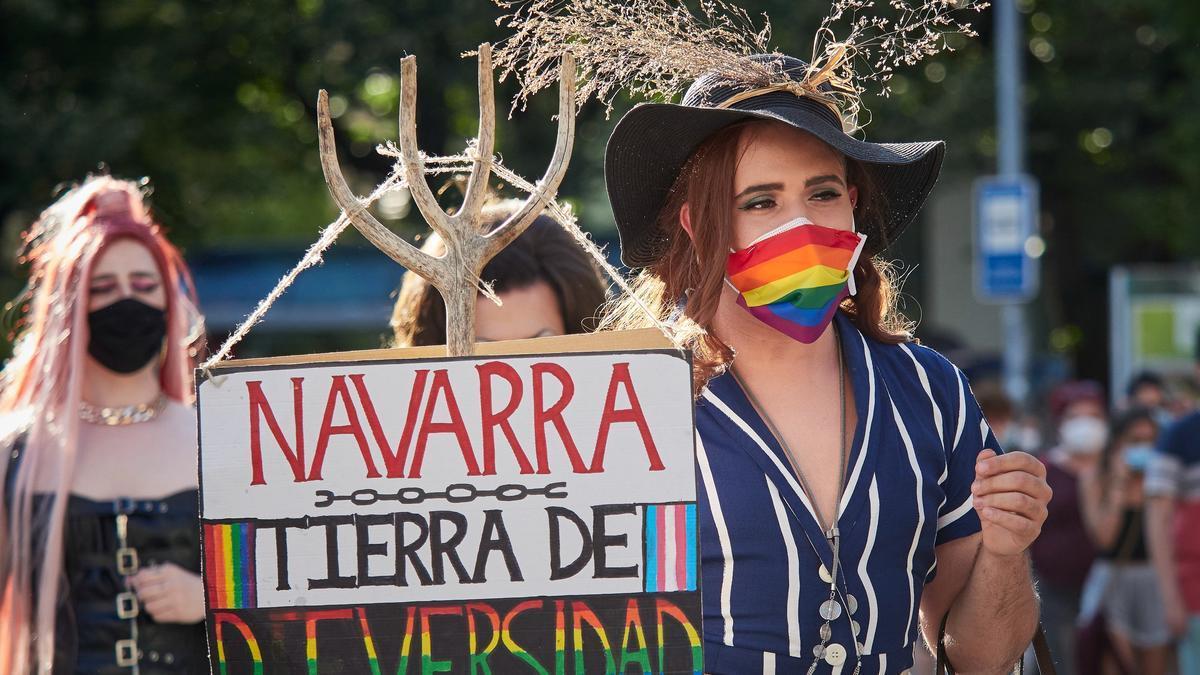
[0,0,620,247]
[1016,0,1200,373]
[2,0,1198,375]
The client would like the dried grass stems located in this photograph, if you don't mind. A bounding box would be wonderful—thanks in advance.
[816,0,989,95]
[491,0,988,128]
[489,0,775,116]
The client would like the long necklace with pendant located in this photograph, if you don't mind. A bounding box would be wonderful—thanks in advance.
[736,329,860,673]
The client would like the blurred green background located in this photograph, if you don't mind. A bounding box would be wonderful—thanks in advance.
[3,0,1199,388]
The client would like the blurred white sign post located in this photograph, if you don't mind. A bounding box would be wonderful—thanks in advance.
[974,177,1039,302]
[979,0,1041,406]
[974,176,1040,404]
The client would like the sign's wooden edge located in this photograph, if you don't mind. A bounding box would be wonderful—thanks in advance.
[196,329,676,382]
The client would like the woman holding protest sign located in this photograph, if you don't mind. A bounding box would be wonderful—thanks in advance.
[490,0,1054,671]
[0,177,207,674]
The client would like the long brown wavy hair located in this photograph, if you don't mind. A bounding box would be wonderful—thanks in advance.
[602,120,913,393]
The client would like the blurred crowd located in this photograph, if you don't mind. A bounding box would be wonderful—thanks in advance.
[1000,368,1200,675]
[1,176,1197,674]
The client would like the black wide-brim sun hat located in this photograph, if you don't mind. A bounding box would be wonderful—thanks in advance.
[605,54,946,268]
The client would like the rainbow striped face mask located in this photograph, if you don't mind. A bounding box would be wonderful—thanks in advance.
[725,217,867,343]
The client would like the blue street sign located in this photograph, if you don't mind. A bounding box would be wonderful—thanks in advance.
[973,175,1040,303]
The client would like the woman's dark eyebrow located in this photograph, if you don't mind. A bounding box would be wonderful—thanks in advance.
[733,182,784,200]
[805,174,846,188]
[130,271,159,278]
[90,273,117,283]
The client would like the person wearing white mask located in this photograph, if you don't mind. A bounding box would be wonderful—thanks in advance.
[1079,408,1170,674]
[1028,380,1109,675]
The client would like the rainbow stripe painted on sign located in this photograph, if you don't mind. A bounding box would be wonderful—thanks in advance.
[214,612,264,675]
[205,522,257,609]
[644,504,697,593]
[727,223,866,344]
[655,598,704,674]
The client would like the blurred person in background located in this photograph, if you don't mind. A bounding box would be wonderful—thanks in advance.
[1165,372,1199,421]
[974,380,1045,456]
[1028,379,1108,675]
[1012,417,1045,457]
[1078,408,1170,674]
[1127,371,1169,410]
[1126,370,1175,429]
[1146,341,1200,674]
[975,380,1016,446]
[391,200,608,346]
[0,177,206,674]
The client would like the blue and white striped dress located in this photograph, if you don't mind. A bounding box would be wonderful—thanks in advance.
[695,311,999,674]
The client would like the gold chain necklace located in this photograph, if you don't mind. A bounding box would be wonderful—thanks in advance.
[80,394,167,426]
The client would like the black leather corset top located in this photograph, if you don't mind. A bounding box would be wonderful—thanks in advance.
[48,490,209,674]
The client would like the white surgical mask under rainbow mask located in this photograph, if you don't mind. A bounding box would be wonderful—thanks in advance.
[725,217,866,343]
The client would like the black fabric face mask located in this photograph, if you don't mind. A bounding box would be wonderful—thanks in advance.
[87,298,168,374]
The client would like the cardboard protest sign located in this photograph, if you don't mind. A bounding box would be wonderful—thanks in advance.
[197,331,701,674]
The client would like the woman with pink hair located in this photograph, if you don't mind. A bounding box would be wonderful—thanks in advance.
[0,177,207,673]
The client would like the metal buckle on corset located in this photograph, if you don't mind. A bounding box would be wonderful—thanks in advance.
[113,497,137,514]
[115,639,137,667]
[116,591,139,619]
[116,547,139,575]
[114,513,139,575]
